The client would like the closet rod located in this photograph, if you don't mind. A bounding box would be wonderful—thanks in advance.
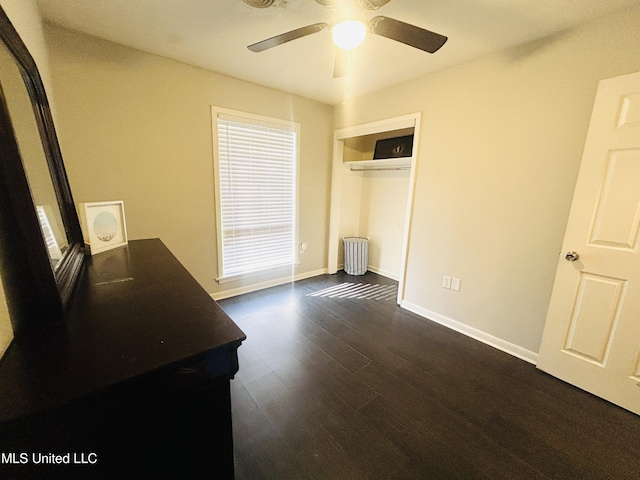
[350,167,411,172]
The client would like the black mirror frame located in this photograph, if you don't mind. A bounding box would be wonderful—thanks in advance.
[0,7,84,333]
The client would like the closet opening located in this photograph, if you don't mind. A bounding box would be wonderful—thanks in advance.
[327,113,421,304]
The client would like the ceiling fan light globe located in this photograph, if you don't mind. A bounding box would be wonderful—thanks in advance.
[332,20,367,50]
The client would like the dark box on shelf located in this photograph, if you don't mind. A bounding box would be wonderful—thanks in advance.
[373,134,414,159]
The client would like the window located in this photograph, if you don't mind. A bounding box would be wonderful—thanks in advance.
[212,108,299,281]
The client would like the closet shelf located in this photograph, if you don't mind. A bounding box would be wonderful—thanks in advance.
[344,157,412,171]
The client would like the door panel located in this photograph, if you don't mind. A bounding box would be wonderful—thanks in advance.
[588,149,640,250]
[563,272,625,365]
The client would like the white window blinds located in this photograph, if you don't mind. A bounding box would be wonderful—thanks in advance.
[215,111,298,279]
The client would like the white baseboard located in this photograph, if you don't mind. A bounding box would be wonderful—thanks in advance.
[211,268,327,301]
[401,301,539,365]
[366,265,399,281]
[212,273,538,364]
[335,264,399,281]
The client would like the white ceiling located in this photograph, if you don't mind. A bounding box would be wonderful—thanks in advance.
[36,0,639,105]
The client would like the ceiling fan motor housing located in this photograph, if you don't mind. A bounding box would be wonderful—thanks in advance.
[243,0,275,8]
[315,0,390,8]
[362,0,391,9]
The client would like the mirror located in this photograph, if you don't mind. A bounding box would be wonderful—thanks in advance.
[0,41,69,271]
[0,7,84,333]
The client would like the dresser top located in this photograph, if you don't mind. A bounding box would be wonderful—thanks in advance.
[0,239,245,423]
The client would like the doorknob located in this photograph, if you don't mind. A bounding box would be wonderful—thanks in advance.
[565,251,580,262]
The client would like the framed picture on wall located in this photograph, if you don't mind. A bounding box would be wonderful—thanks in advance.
[78,201,128,255]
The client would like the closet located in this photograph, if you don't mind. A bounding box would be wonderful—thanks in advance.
[328,113,421,303]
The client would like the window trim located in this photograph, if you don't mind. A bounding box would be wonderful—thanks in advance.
[211,107,300,283]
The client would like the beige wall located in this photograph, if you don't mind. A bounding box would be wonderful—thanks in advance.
[43,25,334,295]
[360,171,409,280]
[335,5,640,353]
[337,166,410,279]
[338,168,364,258]
[0,0,57,116]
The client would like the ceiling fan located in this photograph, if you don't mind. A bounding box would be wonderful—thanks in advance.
[245,0,447,78]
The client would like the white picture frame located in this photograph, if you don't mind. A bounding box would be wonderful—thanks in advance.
[78,201,128,255]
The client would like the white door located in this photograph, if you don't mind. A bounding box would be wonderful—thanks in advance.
[537,71,640,415]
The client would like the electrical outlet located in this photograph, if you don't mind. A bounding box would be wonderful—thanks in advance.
[451,277,461,291]
[299,242,307,254]
[442,276,451,289]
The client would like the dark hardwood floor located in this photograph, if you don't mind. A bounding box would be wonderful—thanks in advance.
[219,271,640,479]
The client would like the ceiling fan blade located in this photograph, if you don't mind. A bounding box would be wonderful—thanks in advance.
[248,23,328,52]
[369,16,447,53]
[333,48,350,78]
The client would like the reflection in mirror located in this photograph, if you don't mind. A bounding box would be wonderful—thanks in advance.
[0,7,84,330]
[0,271,12,357]
[0,33,69,272]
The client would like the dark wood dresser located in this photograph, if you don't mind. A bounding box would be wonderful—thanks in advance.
[0,239,245,479]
